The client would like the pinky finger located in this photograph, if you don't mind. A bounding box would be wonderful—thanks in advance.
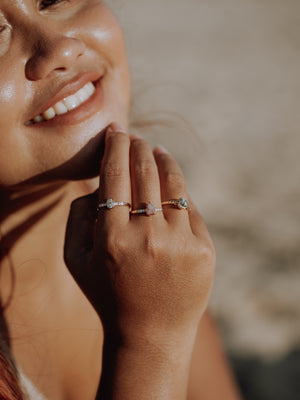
[188,198,215,255]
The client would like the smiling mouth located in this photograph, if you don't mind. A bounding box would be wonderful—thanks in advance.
[25,81,96,125]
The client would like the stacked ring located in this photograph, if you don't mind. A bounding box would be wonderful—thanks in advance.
[130,202,163,216]
[98,198,190,215]
[97,198,131,211]
[161,197,191,211]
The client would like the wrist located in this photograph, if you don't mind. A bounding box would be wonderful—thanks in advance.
[98,329,197,400]
[103,318,199,352]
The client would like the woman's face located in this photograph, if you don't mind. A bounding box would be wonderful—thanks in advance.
[0,0,130,187]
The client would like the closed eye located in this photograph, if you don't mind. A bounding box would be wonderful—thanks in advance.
[39,0,70,11]
[0,23,11,34]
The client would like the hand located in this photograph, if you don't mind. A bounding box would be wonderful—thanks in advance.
[64,123,215,345]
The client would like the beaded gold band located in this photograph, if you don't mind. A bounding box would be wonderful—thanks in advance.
[161,197,191,211]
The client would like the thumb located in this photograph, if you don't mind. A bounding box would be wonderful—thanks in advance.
[64,190,99,281]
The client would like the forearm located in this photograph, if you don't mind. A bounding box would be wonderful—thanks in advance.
[96,331,197,400]
[188,311,243,400]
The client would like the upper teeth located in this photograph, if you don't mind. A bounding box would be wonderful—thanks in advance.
[26,82,95,125]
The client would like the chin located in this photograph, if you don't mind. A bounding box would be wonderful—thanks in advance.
[49,131,107,182]
[9,131,106,189]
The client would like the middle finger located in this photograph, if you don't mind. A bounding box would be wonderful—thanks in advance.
[130,136,163,218]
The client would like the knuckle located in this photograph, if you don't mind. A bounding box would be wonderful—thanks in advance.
[102,229,126,262]
[134,159,155,177]
[143,228,162,258]
[107,130,129,144]
[102,161,127,179]
[184,235,216,268]
[102,230,118,260]
[199,241,216,267]
[156,152,172,164]
[164,170,186,189]
[131,137,146,149]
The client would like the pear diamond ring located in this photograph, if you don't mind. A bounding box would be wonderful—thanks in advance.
[130,202,163,216]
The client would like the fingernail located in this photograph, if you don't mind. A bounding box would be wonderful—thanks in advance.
[154,145,169,154]
[130,133,143,139]
[108,122,127,134]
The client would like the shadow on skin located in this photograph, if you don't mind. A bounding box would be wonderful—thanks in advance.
[0,128,106,330]
[0,127,106,256]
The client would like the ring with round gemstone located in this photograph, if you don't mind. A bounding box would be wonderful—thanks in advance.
[130,202,163,216]
[97,198,131,211]
[161,198,191,211]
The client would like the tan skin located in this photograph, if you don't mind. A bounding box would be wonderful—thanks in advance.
[0,1,242,399]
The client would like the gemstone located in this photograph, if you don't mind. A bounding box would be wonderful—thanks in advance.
[106,198,115,209]
[178,198,189,209]
[145,202,156,216]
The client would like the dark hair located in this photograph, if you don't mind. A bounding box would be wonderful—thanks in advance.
[0,237,24,399]
[0,345,24,400]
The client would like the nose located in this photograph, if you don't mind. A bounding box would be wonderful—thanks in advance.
[25,30,86,81]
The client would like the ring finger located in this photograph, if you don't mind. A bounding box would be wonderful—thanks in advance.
[153,146,190,225]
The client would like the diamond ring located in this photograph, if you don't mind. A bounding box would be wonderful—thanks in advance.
[130,202,163,216]
[161,198,191,211]
[97,198,131,211]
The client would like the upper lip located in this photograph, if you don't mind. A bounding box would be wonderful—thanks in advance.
[26,70,103,122]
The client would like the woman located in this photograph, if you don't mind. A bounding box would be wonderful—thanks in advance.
[0,1,242,399]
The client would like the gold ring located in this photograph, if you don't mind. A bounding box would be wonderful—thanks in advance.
[130,202,163,216]
[161,198,191,211]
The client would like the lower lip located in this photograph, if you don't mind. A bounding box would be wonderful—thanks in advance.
[28,78,104,128]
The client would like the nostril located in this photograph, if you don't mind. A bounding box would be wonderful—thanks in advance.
[25,36,86,81]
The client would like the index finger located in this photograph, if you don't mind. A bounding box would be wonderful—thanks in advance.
[98,123,131,225]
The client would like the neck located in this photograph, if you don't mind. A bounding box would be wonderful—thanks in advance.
[0,179,103,399]
[0,179,97,306]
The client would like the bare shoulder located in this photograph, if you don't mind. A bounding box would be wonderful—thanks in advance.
[188,310,243,400]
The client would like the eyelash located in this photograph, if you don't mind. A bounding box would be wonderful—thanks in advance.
[39,0,69,11]
[0,23,10,34]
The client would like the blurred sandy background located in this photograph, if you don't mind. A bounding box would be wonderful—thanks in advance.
[111,0,300,398]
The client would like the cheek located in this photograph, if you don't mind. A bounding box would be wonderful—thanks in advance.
[0,83,27,186]
[0,78,20,126]
[0,136,32,187]
[0,2,131,187]
[74,2,131,102]
[0,80,15,104]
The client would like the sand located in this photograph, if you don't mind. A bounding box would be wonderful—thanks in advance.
[111,0,300,387]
